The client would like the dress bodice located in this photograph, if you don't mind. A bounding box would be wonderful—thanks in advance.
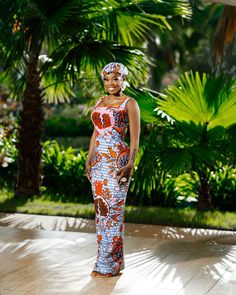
[91,96,131,139]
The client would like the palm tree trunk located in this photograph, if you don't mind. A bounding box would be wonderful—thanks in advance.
[205,0,236,6]
[196,122,213,211]
[14,52,44,197]
[211,6,236,74]
[197,170,213,211]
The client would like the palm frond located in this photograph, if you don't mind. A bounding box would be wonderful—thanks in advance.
[175,121,206,144]
[136,72,236,178]
[92,0,192,46]
[158,145,223,175]
[43,40,149,90]
[210,88,236,129]
[0,0,192,103]
[116,13,171,46]
[158,71,236,131]
[158,147,193,174]
[42,71,75,104]
[137,0,192,19]
[126,87,160,124]
[129,133,165,198]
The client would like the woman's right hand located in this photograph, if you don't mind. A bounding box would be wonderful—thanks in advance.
[85,162,92,183]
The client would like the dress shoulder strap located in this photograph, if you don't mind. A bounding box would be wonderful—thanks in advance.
[93,96,105,108]
[119,96,132,110]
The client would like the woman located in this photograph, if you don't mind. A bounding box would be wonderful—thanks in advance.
[86,62,140,277]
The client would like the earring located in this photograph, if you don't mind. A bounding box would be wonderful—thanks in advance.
[121,83,125,91]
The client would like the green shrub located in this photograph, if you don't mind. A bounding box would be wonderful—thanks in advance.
[43,115,93,137]
[130,151,236,211]
[164,167,236,211]
[0,128,18,186]
[209,164,236,211]
[0,133,91,202]
[163,173,198,208]
[41,140,91,202]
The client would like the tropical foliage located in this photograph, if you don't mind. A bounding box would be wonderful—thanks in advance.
[131,71,236,210]
[0,128,17,187]
[1,132,236,210]
[44,116,93,137]
[42,140,89,201]
[0,0,191,197]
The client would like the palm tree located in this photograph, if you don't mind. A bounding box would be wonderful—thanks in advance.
[0,0,191,197]
[133,71,236,210]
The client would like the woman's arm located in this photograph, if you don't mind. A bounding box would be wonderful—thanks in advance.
[127,98,140,167]
[117,98,140,184]
[86,128,97,182]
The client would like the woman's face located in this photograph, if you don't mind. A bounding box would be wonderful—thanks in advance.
[103,72,124,96]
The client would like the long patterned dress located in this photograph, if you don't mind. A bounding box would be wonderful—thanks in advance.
[90,96,132,276]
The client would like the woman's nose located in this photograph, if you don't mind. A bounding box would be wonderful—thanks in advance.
[107,78,116,84]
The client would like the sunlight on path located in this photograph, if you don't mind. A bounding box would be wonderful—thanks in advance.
[0,213,235,295]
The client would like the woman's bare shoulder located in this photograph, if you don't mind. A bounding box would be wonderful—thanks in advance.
[92,96,106,108]
[126,97,139,106]
[97,95,107,102]
[125,96,139,113]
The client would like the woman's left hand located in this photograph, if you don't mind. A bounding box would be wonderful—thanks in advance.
[117,164,134,185]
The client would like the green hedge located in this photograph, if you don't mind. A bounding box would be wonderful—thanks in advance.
[43,115,93,137]
[41,140,91,202]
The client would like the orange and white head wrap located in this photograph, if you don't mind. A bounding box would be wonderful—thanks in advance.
[101,62,128,80]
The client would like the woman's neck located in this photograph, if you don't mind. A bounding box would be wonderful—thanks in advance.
[108,92,124,100]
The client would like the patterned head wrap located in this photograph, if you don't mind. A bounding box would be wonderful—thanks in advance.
[101,62,128,80]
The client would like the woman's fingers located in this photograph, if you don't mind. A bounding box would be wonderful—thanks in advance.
[86,165,91,182]
[117,168,125,184]
[117,168,123,175]
[86,172,91,182]
[117,170,132,185]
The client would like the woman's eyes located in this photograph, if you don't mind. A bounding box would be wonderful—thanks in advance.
[104,78,119,82]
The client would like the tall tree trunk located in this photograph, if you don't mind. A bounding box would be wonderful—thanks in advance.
[211,6,236,75]
[197,170,213,211]
[196,122,214,211]
[14,52,44,197]
[147,33,175,91]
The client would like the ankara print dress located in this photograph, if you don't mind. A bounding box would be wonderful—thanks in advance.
[90,96,132,276]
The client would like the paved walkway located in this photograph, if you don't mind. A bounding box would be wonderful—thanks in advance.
[0,212,236,295]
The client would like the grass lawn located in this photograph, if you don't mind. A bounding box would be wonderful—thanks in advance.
[0,187,236,231]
